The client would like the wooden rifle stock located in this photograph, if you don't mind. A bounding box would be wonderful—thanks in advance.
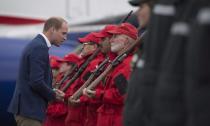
[87,64,112,90]
[61,48,101,92]
[71,57,110,100]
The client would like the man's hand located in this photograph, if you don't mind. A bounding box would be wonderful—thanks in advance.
[83,88,96,98]
[68,96,80,106]
[54,89,65,101]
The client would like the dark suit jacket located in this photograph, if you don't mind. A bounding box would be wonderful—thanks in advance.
[8,34,55,122]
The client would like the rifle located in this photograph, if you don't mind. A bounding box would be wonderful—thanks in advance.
[54,64,78,89]
[71,57,110,100]
[119,10,133,23]
[87,36,142,90]
[61,47,101,92]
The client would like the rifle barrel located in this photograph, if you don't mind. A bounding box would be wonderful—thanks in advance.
[61,48,101,92]
[119,10,133,24]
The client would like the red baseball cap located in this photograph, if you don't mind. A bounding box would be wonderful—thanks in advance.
[78,32,101,44]
[57,53,81,66]
[93,24,118,38]
[107,23,138,40]
[91,32,107,38]
[49,55,62,69]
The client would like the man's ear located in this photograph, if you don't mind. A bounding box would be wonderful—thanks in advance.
[50,27,55,33]
[49,27,53,33]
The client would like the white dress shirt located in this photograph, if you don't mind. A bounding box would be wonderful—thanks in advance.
[39,33,52,48]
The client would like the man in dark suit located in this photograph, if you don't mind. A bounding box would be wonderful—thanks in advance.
[8,17,68,126]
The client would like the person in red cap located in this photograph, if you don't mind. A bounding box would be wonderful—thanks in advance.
[49,55,62,85]
[43,53,81,126]
[65,32,102,126]
[93,24,119,60]
[82,23,138,126]
[76,26,117,126]
[55,53,82,88]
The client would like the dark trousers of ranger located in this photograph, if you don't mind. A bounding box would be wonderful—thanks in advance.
[15,115,42,126]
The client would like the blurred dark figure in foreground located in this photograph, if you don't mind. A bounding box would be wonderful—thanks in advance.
[124,0,210,126]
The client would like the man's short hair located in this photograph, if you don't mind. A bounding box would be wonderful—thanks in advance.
[43,17,67,32]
